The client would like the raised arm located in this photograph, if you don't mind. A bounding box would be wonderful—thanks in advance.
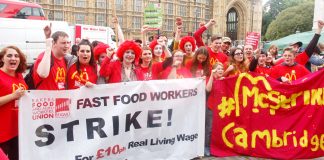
[36,24,52,78]
[141,25,150,47]
[194,19,216,47]
[206,73,215,92]
[173,17,183,51]
[304,20,324,57]
[158,37,172,58]
[112,16,125,46]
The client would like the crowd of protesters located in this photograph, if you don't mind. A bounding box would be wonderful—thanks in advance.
[0,16,324,159]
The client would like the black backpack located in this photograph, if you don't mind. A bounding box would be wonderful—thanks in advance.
[24,55,54,90]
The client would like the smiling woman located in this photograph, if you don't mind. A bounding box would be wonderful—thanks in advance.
[0,46,28,160]
[99,40,144,83]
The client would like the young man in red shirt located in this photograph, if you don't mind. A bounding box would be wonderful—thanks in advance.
[275,20,324,66]
[33,24,71,90]
[193,19,228,68]
[270,47,310,83]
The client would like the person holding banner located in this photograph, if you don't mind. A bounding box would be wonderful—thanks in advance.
[67,39,97,89]
[249,50,272,75]
[205,62,224,156]
[269,47,310,83]
[0,46,28,160]
[100,40,144,83]
[223,47,249,77]
[274,20,324,66]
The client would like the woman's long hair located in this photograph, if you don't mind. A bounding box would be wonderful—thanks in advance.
[0,45,27,73]
[190,46,210,77]
[228,47,248,73]
[76,39,96,74]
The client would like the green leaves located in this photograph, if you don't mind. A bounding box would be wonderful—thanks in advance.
[263,1,314,41]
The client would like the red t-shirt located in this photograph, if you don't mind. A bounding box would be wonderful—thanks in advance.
[67,63,97,89]
[33,52,67,90]
[276,52,309,66]
[100,61,144,83]
[185,60,210,77]
[207,79,225,110]
[0,70,27,142]
[269,63,310,81]
[207,47,228,67]
[151,62,164,80]
[254,66,271,75]
[159,66,193,79]
[138,65,152,81]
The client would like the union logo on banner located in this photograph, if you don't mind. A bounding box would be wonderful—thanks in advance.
[31,98,71,120]
[55,98,71,118]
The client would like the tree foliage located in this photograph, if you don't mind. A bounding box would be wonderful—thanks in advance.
[264,1,314,41]
[261,0,313,39]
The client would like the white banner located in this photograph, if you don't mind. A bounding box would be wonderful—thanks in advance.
[19,79,205,160]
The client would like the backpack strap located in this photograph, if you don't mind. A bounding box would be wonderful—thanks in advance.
[64,54,77,70]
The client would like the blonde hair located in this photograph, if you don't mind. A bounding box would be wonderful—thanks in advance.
[212,62,224,69]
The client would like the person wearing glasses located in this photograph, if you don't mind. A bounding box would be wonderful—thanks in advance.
[223,47,249,77]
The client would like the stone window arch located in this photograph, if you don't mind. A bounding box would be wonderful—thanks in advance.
[226,8,238,40]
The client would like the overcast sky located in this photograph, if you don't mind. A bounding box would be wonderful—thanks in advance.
[262,0,269,5]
